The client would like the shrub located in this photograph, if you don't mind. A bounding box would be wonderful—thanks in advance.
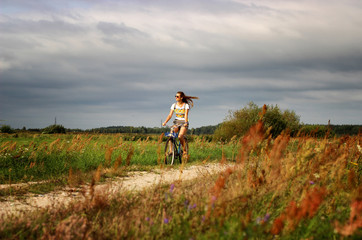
[0,125,14,133]
[42,124,66,134]
[214,102,300,141]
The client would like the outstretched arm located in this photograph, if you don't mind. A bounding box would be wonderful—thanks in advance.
[162,109,174,126]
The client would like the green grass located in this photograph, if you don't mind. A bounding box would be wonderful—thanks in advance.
[0,130,361,239]
[0,133,236,197]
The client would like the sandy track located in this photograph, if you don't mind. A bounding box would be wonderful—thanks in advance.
[0,163,232,219]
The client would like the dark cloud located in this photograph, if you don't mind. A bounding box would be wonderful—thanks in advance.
[97,22,146,37]
[1,0,362,129]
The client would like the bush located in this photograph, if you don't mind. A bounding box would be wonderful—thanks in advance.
[0,125,14,133]
[214,102,259,142]
[214,102,300,141]
[42,124,66,134]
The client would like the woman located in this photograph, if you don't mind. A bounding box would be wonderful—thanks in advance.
[162,91,198,153]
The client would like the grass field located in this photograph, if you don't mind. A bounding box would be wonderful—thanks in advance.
[0,132,230,184]
[0,122,361,239]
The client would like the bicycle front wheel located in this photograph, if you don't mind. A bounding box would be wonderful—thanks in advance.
[164,138,175,165]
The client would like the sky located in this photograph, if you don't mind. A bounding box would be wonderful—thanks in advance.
[1,0,362,129]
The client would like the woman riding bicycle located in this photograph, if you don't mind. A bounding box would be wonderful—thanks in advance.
[162,91,198,154]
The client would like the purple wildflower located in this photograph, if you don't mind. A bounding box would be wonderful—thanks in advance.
[263,213,270,222]
[184,199,190,208]
[170,184,175,193]
[309,181,315,185]
[188,203,197,211]
[164,218,170,224]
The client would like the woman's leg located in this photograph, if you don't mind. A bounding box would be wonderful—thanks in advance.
[171,125,179,134]
[178,126,187,153]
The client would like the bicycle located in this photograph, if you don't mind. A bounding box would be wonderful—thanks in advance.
[164,129,189,165]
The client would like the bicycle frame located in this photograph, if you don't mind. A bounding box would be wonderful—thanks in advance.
[164,126,189,165]
[166,132,182,156]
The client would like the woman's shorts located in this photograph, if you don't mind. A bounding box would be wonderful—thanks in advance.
[172,120,188,131]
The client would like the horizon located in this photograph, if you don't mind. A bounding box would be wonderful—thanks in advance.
[4,117,362,131]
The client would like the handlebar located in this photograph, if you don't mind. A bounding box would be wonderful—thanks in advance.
[163,125,178,138]
[165,132,178,138]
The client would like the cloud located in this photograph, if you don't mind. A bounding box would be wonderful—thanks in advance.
[97,21,146,36]
[1,0,362,129]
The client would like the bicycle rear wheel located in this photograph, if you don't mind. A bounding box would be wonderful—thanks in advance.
[164,138,175,165]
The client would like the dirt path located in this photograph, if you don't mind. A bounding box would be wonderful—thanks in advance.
[0,163,232,219]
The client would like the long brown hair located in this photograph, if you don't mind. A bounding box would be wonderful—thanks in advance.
[177,91,199,107]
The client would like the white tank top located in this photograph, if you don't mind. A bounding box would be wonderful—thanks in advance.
[171,103,190,120]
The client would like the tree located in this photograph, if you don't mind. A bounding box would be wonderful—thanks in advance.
[0,125,14,133]
[282,109,300,135]
[214,102,300,141]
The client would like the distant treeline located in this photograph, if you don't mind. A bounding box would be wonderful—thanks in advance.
[19,125,219,135]
[300,124,362,137]
[85,125,220,135]
[85,124,361,137]
[6,124,361,137]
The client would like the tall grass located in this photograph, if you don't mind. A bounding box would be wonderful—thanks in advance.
[0,133,234,184]
[0,124,361,239]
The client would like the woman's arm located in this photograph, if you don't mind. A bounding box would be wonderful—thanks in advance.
[184,109,189,126]
[162,109,174,126]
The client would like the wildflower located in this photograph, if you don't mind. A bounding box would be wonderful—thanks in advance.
[188,203,197,211]
[256,213,270,224]
[309,181,315,185]
[184,199,190,208]
[145,217,150,221]
[164,218,170,224]
[263,213,270,222]
[170,184,175,193]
